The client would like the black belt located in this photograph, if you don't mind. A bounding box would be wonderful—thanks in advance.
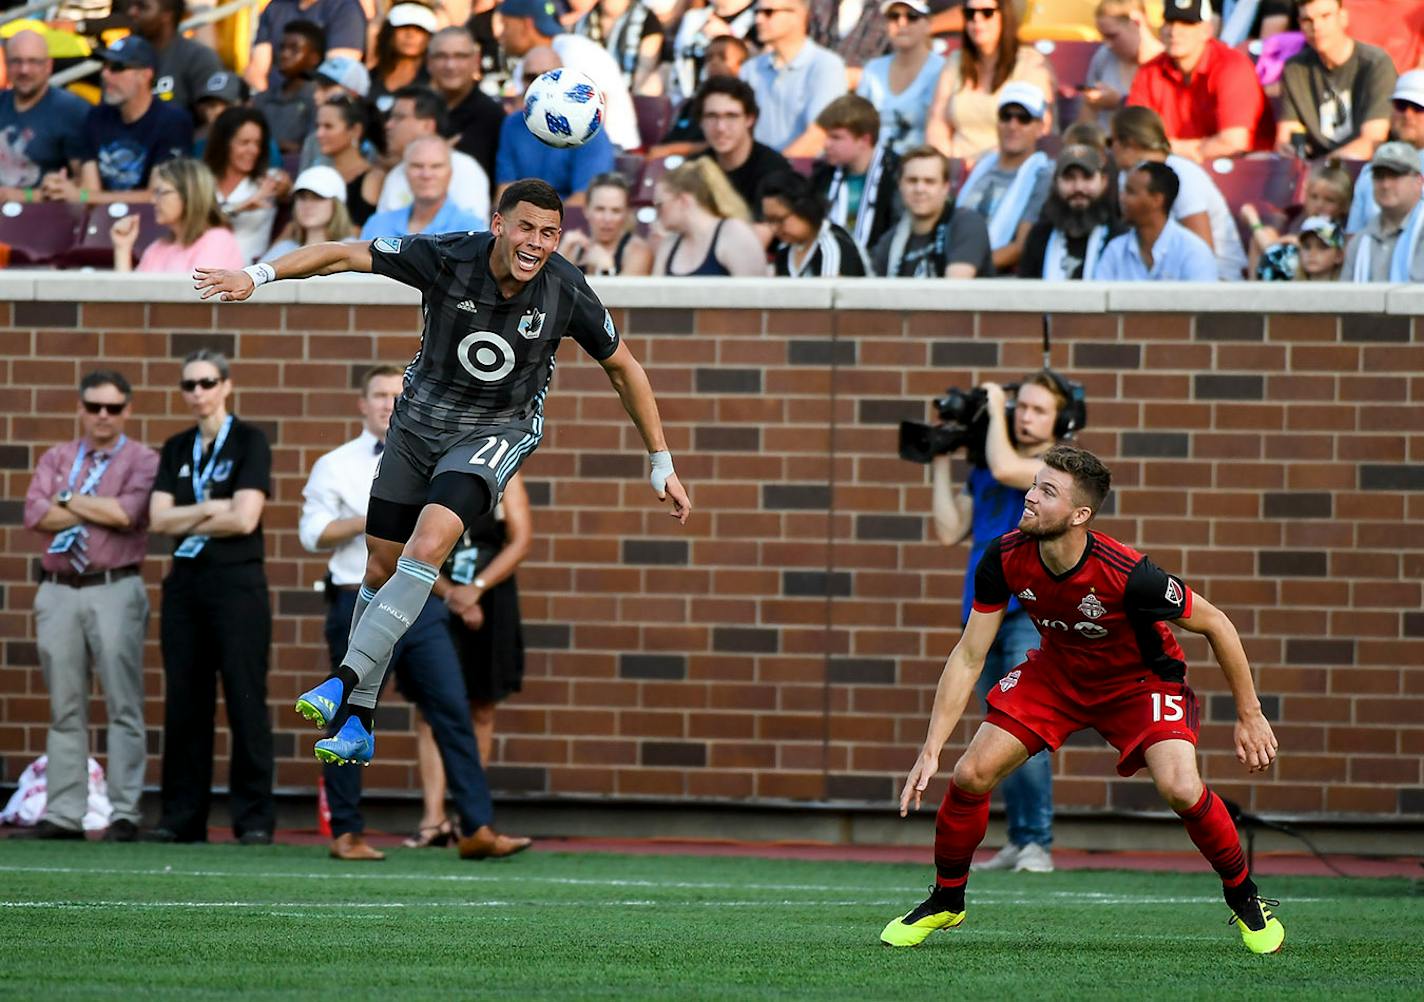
[42,566,141,588]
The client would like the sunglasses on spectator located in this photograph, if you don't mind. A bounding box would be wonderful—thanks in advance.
[82,401,126,415]
[180,377,222,392]
[754,7,796,17]
[885,10,926,23]
[998,108,1036,124]
[965,5,999,19]
[1393,99,1424,113]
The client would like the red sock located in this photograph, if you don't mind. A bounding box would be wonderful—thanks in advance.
[1175,787,1248,888]
[933,781,991,889]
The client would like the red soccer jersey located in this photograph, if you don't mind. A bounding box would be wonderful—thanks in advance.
[972,529,1194,699]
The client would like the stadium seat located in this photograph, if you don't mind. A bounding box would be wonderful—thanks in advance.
[0,202,85,266]
[1020,0,1101,41]
[632,94,673,150]
[630,154,681,205]
[1034,38,1100,94]
[787,157,816,177]
[562,204,587,234]
[55,203,164,269]
[615,153,645,187]
[1210,154,1309,250]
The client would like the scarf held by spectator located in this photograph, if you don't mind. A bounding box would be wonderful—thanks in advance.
[824,143,891,248]
[958,150,1051,250]
[1351,200,1424,282]
[1043,225,1109,280]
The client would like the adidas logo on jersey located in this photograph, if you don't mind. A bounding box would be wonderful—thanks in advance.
[1017,588,1037,602]
[455,300,478,313]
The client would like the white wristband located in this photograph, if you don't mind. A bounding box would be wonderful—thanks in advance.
[242,263,276,288]
[649,450,675,494]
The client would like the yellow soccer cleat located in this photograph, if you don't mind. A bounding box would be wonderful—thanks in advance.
[1229,895,1285,954]
[880,886,967,947]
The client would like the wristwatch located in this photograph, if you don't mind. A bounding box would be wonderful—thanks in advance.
[473,576,488,592]
[56,490,73,507]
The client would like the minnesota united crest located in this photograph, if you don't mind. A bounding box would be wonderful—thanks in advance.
[517,308,546,340]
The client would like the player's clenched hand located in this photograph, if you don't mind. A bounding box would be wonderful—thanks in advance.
[899,750,940,817]
[194,267,255,302]
[1234,709,1278,773]
[661,472,692,524]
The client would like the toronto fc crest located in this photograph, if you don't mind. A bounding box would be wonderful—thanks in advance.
[1078,593,1106,619]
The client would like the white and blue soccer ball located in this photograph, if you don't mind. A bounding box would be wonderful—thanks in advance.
[522,68,606,149]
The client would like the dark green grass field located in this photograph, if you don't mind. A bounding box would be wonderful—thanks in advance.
[0,840,1418,1001]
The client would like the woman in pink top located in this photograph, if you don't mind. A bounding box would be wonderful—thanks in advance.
[112,159,245,274]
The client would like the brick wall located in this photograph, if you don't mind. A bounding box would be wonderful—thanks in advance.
[1,275,1420,820]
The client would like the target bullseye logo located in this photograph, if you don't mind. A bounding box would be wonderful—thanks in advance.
[458,331,516,382]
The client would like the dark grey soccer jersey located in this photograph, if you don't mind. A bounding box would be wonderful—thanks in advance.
[370,231,620,431]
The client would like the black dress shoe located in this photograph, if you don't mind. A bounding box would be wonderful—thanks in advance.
[22,820,86,840]
[139,827,181,843]
[237,830,273,846]
[102,819,139,843]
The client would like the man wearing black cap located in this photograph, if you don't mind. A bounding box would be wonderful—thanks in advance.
[40,35,193,204]
[1126,0,1274,161]
[124,0,225,117]
[1018,145,1124,280]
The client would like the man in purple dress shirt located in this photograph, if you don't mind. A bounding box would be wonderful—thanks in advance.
[22,370,159,841]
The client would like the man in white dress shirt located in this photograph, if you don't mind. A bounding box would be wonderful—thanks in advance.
[298,365,530,861]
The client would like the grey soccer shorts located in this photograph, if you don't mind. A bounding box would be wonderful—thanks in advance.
[371,409,542,517]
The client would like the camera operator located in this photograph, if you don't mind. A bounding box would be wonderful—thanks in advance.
[929,374,1071,875]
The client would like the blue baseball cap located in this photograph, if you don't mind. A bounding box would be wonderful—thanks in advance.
[97,35,158,71]
[499,0,562,37]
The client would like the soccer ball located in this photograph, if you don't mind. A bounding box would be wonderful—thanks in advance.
[523,68,606,149]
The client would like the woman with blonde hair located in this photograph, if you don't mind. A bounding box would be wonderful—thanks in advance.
[1078,0,1163,130]
[113,159,244,273]
[559,173,654,275]
[924,0,1054,163]
[1244,162,1354,281]
[653,158,766,276]
[261,166,358,261]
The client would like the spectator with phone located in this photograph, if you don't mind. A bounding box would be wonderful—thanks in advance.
[1077,0,1161,131]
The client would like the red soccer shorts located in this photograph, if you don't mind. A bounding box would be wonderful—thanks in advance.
[984,661,1201,776]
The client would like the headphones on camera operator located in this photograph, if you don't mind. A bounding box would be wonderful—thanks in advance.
[898,367,1087,466]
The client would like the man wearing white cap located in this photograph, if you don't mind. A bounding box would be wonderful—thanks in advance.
[954,81,1053,273]
[246,0,367,94]
[1346,70,1424,232]
[1342,141,1424,283]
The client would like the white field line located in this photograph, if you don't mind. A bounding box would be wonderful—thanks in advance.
[0,896,1272,909]
[0,864,1319,903]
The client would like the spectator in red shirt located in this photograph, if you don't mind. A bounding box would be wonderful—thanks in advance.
[1126,0,1274,161]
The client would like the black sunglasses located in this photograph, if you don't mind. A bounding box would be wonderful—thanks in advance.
[82,401,126,415]
[180,377,222,392]
[998,108,1036,124]
[965,5,999,19]
[1393,98,1424,113]
[886,10,926,23]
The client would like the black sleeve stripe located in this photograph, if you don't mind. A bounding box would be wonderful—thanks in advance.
[1000,531,1032,552]
[1095,549,1139,576]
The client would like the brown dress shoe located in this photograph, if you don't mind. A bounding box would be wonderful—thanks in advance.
[330,832,386,861]
[457,825,532,860]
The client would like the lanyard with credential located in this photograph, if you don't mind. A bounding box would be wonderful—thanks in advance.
[48,436,127,555]
[173,417,234,559]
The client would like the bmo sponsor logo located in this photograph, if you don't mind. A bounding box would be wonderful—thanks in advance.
[1034,616,1109,640]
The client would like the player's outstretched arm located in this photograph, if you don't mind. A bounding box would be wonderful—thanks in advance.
[1175,594,1279,773]
[899,607,1005,816]
[598,341,692,524]
[194,241,376,302]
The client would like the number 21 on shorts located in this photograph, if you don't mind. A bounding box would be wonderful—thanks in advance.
[468,436,510,469]
[1151,692,1185,722]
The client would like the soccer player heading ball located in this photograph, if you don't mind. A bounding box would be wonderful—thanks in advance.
[195,179,691,857]
[883,445,1283,954]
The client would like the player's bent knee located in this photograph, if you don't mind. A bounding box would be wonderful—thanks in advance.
[1152,771,1204,812]
[951,756,997,795]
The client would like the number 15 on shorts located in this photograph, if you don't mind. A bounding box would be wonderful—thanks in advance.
[1152,692,1185,722]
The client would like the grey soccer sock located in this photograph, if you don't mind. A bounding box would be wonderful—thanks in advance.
[349,583,377,648]
[342,556,437,705]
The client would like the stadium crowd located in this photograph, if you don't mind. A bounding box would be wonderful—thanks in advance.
[0,0,1422,280]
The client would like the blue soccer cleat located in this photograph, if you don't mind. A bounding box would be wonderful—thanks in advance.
[314,716,375,767]
[295,677,344,730]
